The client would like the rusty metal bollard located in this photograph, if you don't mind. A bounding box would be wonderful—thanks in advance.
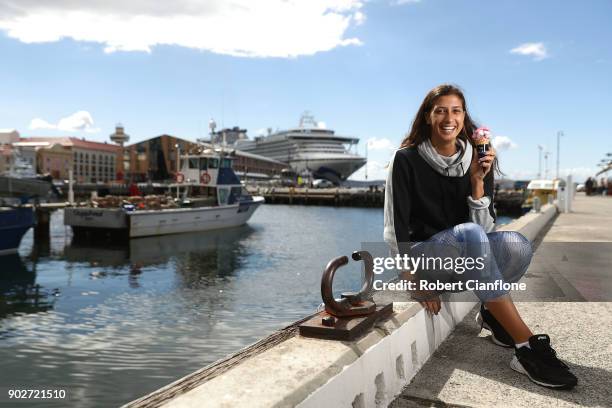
[299,250,393,341]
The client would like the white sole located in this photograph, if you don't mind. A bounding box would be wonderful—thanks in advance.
[510,356,569,388]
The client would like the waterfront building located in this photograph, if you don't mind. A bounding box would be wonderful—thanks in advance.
[37,142,72,180]
[14,137,121,182]
[0,130,20,174]
[124,135,199,182]
[0,145,13,175]
[0,129,20,145]
[231,150,287,181]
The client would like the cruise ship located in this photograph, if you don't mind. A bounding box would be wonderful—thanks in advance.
[228,113,366,184]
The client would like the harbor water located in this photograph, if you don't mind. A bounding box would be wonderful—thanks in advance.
[0,206,514,407]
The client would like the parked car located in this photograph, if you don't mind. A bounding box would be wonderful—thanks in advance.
[312,179,334,188]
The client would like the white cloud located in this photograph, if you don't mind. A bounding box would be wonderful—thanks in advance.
[29,111,100,133]
[350,159,389,181]
[29,118,56,130]
[0,1,364,58]
[366,137,395,151]
[353,11,366,25]
[510,42,549,61]
[491,135,518,151]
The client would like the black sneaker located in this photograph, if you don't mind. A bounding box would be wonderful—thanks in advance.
[510,334,578,389]
[476,304,515,348]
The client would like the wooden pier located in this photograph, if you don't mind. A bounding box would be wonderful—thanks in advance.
[248,186,526,212]
[248,187,385,207]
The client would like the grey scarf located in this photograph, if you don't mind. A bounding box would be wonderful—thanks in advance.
[417,138,472,177]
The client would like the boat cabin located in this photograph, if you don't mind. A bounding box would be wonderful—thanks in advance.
[172,151,249,207]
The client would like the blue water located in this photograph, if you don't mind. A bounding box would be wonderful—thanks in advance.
[0,205,384,407]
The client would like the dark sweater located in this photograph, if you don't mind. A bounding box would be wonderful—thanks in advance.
[387,146,496,245]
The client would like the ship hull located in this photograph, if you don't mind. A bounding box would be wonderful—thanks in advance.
[0,207,35,255]
[290,156,366,183]
[64,197,264,239]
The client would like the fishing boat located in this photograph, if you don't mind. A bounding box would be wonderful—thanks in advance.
[64,148,264,239]
[0,148,52,255]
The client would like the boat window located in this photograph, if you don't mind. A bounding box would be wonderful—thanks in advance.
[189,158,199,169]
[180,159,186,170]
[218,187,229,205]
[221,158,232,168]
[229,187,242,204]
[209,158,219,169]
[199,158,208,170]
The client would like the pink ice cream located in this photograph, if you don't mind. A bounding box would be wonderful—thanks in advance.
[471,127,491,158]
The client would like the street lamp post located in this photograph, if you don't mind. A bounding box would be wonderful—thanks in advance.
[556,131,564,179]
[365,141,368,180]
[175,143,180,200]
[537,145,543,179]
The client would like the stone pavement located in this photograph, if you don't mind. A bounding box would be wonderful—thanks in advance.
[390,194,612,407]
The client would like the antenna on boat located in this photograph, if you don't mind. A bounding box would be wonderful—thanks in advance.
[299,111,316,129]
[209,119,217,137]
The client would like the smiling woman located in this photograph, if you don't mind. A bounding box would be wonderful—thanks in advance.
[383,83,578,390]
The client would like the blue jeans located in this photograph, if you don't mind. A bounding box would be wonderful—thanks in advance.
[409,222,533,302]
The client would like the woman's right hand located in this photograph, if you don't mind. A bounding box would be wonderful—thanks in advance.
[411,289,441,315]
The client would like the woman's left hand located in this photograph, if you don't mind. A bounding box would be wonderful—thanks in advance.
[470,146,496,180]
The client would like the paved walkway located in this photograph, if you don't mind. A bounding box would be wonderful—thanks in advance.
[391,194,612,407]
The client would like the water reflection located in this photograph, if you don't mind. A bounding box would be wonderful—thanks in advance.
[0,254,55,320]
[64,225,255,288]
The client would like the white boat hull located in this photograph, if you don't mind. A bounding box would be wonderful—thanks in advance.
[64,207,129,229]
[65,197,264,238]
[290,155,366,182]
[129,197,263,237]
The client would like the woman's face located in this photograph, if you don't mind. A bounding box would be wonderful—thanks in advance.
[426,94,465,144]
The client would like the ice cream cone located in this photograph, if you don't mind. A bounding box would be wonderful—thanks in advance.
[471,127,491,158]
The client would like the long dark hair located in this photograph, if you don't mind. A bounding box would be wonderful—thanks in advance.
[400,84,501,175]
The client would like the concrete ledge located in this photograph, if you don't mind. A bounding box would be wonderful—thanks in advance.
[497,203,557,241]
[151,295,476,408]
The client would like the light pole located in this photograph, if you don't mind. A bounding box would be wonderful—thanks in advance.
[365,140,368,180]
[544,151,550,179]
[175,143,180,200]
[556,131,563,179]
[537,145,543,179]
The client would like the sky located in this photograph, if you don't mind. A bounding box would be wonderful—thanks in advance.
[1,0,611,182]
